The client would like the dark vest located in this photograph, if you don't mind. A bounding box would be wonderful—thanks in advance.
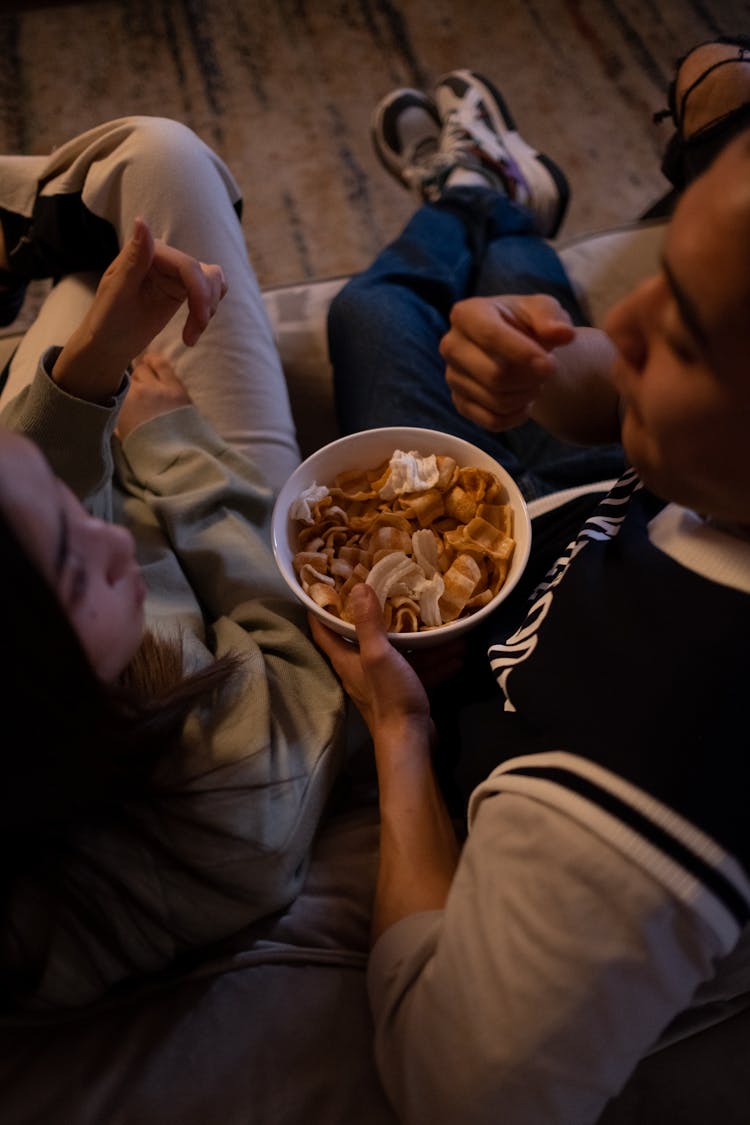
[487,471,750,875]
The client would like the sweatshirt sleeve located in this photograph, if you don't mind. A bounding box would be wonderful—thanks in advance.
[2,405,347,1011]
[115,403,300,622]
[0,347,126,513]
[367,791,733,1125]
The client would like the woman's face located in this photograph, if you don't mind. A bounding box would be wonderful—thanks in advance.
[0,430,145,681]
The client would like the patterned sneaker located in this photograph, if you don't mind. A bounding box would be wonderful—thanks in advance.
[371,88,442,198]
[434,69,570,237]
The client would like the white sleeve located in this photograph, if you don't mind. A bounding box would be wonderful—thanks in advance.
[367,792,727,1125]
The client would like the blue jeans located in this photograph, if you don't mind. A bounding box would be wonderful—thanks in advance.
[328,186,624,501]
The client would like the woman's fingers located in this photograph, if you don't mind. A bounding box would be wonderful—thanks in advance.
[180,263,226,345]
[117,350,193,441]
[148,238,228,346]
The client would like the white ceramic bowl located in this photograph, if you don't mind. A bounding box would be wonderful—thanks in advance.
[271,426,531,650]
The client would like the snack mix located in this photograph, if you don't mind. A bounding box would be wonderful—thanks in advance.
[290,450,516,633]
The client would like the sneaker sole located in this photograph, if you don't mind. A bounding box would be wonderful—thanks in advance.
[437,68,570,237]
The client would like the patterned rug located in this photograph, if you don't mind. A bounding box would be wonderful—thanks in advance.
[0,0,746,289]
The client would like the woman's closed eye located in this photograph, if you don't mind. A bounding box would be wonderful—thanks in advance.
[66,557,89,606]
[54,498,87,606]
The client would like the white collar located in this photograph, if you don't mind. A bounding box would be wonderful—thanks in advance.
[648,504,750,593]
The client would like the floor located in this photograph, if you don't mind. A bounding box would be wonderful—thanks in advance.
[0,0,748,289]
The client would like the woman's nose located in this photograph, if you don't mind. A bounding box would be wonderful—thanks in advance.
[86,519,136,583]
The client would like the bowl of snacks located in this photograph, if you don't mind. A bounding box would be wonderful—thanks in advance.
[271,426,531,649]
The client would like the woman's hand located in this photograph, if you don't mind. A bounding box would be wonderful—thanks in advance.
[440,294,575,430]
[51,217,227,402]
[309,583,434,746]
[91,216,228,353]
[116,352,192,441]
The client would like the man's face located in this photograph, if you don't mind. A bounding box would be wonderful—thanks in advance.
[604,133,750,524]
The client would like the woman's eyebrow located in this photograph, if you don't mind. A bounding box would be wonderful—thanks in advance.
[660,255,710,351]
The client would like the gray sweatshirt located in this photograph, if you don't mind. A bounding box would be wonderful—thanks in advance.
[1,352,345,1008]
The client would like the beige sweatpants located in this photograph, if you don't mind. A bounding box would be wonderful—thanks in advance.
[0,116,300,492]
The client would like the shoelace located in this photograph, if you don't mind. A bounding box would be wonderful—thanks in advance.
[439,96,528,201]
[402,91,531,204]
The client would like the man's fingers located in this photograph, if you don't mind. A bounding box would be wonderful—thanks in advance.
[440,331,511,389]
[447,295,575,365]
[443,319,551,376]
[446,356,548,412]
[492,295,576,350]
[449,386,532,431]
[439,294,579,431]
[308,612,358,667]
[309,584,389,668]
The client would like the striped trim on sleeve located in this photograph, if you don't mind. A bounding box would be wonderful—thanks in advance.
[468,750,750,951]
